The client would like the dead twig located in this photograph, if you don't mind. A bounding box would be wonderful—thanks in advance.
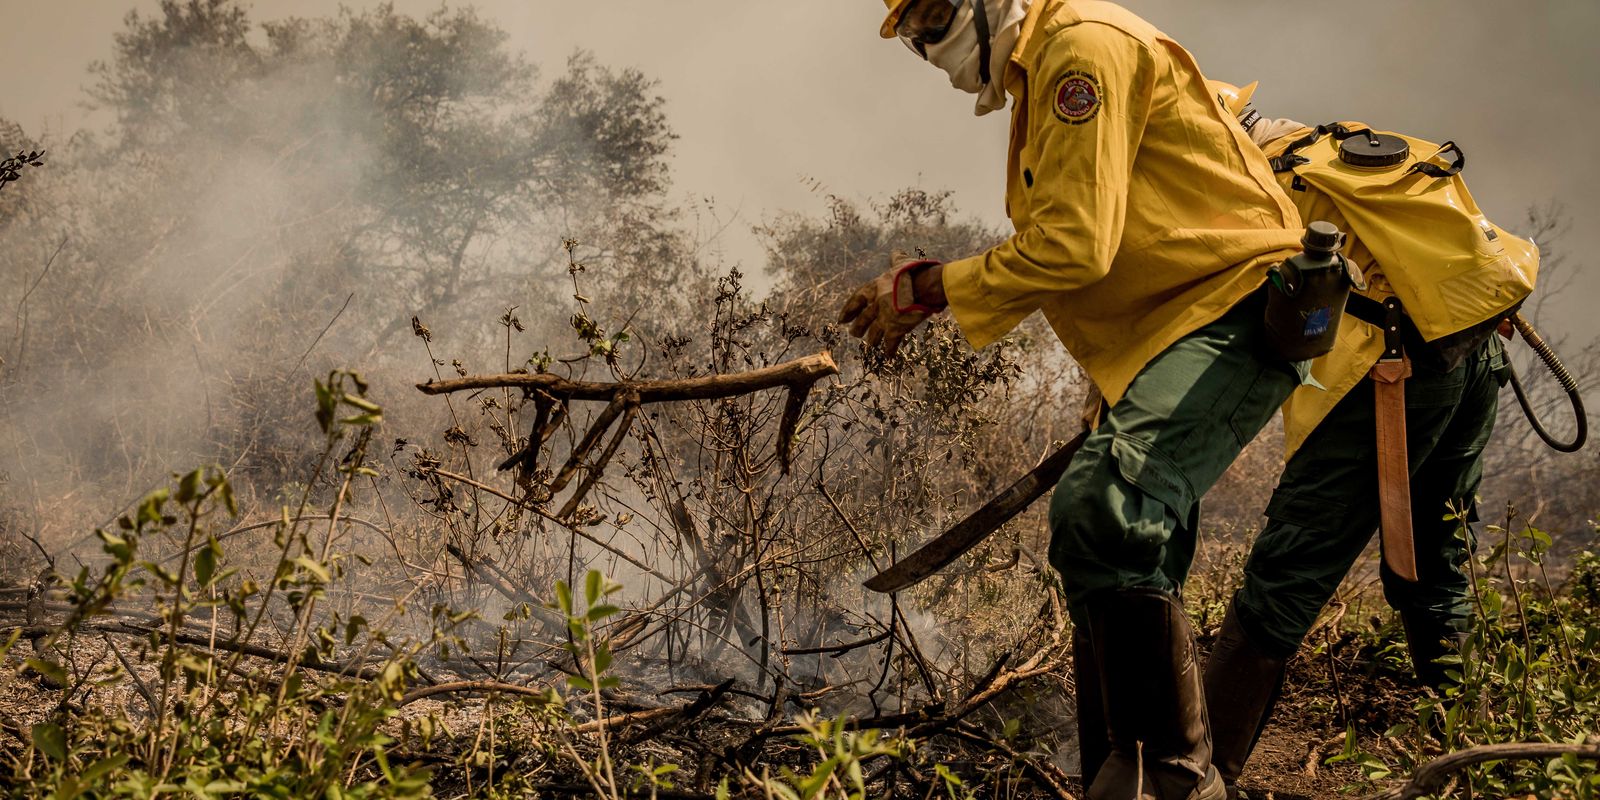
[556,393,639,519]
[948,720,1077,800]
[398,680,552,708]
[530,785,715,800]
[549,391,635,496]
[7,623,384,681]
[1360,740,1600,800]
[572,681,732,734]
[617,678,734,745]
[781,629,891,657]
[292,291,354,373]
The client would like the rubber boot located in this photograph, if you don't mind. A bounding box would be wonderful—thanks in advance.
[1074,627,1110,787]
[1084,589,1226,800]
[1400,612,1468,689]
[1202,603,1288,800]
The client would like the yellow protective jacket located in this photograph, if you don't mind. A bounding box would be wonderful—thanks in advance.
[939,0,1303,404]
[1263,125,1539,455]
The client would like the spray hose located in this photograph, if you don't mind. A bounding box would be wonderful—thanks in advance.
[1507,313,1588,453]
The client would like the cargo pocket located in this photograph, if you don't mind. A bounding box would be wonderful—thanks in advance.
[1263,488,1346,532]
[1405,364,1467,409]
[1110,433,1199,533]
[1485,334,1512,387]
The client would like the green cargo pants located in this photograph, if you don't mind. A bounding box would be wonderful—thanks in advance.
[1233,336,1508,658]
[1049,292,1304,617]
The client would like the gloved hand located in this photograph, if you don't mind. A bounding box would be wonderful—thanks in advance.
[838,253,947,356]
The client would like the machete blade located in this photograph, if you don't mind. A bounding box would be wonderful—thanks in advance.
[863,430,1089,594]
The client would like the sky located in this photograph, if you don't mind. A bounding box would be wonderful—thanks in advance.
[3,0,1598,340]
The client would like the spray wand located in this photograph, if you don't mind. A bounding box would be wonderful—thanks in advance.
[1507,313,1588,452]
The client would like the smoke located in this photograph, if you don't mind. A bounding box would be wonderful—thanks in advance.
[3,45,368,528]
[0,3,682,553]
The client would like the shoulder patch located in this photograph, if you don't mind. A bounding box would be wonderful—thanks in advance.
[1052,70,1102,125]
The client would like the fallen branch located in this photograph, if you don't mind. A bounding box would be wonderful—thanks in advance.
[416,352,838,403]
[781,629,891,657]
[549,390,636,496]
[948,720,1076,800]
[556,394,639,519]
[617,678,735,744]
[1361,740,1600,800]
[573,680,733,734]
[530,785,714,800]
[7,622,383,681]
[443,542,568,640]
[399,680,552,708]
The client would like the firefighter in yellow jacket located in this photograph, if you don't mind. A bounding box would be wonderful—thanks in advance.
[840,2,1307,797]
[1198,82,1533,798]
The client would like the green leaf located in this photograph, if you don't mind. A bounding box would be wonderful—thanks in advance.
[98,529,134,563]
[585,570,602,607]
[586,603,621,622]
[79,753,129,784]
[798,756,839,799]
[567,675,593,692]
[144,562,180,587]
[136,489,170,529]
[341,393,382,413]
[31,722,66,761]
[345,615,368,646]
[555,580,573,615]
[294,556,331,583]
[216,477,237,516]
[176,468,204,504]
[26,658,67,686]
[194,536,219,586]
[315,376,336,434]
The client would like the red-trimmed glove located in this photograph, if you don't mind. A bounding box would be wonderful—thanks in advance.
[838,253,946,356]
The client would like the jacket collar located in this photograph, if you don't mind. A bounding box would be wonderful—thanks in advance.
[1003,0,1064,98]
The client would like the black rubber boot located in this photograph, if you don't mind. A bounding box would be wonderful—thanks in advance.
[1074,627,1111,787]
[1084,589,1226,800]
[1401,612,1469,689]
[1202,603,1288,800]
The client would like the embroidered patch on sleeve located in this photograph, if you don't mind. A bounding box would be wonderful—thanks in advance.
[1053,70,1102,125]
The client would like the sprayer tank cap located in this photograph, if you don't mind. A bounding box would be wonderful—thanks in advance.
[1303,220,1341,253]
[1338,131,1411,169]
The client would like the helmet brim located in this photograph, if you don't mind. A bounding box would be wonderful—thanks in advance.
[881,0,914,38]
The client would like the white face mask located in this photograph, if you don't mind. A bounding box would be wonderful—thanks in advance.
[918,0,1029,116]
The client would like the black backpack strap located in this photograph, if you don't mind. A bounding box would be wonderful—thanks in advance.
[1407,141,1466,178]
[1345,293,1387,328]
[1346,294,1408,360]
[1269,123,1373,173]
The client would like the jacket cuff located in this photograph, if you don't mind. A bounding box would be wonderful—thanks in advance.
[941,255,1030,351]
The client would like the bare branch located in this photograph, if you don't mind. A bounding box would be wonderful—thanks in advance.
[417,351,838,402]
[1361,741,1600,800]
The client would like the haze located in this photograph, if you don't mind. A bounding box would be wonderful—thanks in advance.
[3,0,1598,339]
